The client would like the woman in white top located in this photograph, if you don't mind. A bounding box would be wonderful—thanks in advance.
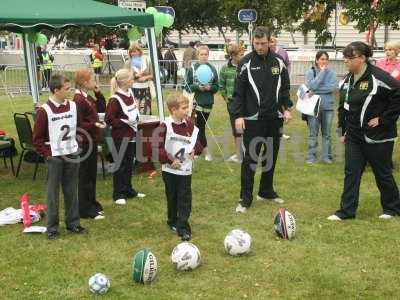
[124,43,153,115]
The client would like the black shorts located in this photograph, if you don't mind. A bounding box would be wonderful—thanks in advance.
[93,67,102,75]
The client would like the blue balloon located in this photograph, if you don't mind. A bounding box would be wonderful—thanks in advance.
[195,64,213,85]
[131,56,142,69]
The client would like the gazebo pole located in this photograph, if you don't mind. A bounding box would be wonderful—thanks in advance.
[145,27,164,121]
[22,32,40,105]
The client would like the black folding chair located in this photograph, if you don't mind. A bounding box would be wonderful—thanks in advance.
[14,113,42,180]
[97,126,112,179]
[0,140,15,175]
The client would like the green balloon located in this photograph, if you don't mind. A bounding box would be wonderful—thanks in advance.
[164,14,174,28]
[28,32,37,43]
[145,7,157,15]
[128,27,141,41]
[36,33,48,46]
[154,12,166,27]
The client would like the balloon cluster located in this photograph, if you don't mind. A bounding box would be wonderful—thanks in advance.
[28,32,48,46]
[146,7,174,37]
[127,7,174,41]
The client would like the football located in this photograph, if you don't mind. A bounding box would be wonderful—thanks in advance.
[274,208,296,240]
[224,229,252,256]
[171,242,201,271]
[88,273,110,295]
[132,249,158,284]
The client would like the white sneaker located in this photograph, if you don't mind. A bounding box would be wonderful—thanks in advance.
[194,155,200,160]
[94,215,105,220]
[115,199,127,205]
[227,154,241,163]
[205,154,213,161]
[137,193,146,198]
[282,134,290,140]
[256,195,284,204]
[379,214,393,219]
[327,214,342,221]
[227,154,236,161]
[235,203,247,213]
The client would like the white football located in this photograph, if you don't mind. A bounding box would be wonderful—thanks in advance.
[274,208,296,240]
[171,242,201,271]
[88,273,110,295]
[224,229,252,256]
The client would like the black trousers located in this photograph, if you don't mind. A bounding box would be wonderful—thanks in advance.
[167,70,177,87]
[78,143,103,218]
[335,139,400,218]
[240,119,281,208]
[162,171,192,236]
[195,110,210,148]
[42,69,51,88]
[112,141,137,201]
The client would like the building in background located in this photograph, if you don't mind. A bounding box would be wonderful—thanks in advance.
[167,17,400,49]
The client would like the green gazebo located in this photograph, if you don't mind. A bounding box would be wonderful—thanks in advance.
[0,0,165,118]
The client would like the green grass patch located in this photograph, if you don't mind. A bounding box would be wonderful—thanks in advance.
[0,92,399,299]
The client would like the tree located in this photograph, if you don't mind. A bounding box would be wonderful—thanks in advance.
[147,0,226,37]
[34,0,400,48]
[291,0,400,47]
[341,0,400,47]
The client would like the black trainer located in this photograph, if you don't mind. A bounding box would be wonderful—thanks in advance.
[47,231,59,240]
[66,226,87,234]
[181,233,191,241]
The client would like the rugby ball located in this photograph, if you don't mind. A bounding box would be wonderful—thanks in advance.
[132,249,157,283]
[274,208,296,240]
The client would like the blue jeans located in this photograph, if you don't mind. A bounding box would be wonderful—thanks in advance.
[307,110,333,162]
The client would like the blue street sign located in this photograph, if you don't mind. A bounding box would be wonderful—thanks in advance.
[155,6,175,18]
[238,9,257,23]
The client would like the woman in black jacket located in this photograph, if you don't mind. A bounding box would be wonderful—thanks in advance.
[328,41,400,221]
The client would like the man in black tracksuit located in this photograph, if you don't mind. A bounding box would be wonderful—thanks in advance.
[230,26,293,212]
[329,41,400,220]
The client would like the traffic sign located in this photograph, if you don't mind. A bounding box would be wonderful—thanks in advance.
[155,6,175,18]
[238,9,257,23]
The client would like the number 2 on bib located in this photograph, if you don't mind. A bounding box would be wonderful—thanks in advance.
[60,125,71,141]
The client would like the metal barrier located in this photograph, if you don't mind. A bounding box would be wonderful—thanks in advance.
[1,65,30,97]
[158,58,349,89]
[0,57,350,97]
[0,63,114,97]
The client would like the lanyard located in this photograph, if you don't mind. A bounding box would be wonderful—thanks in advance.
[345,74,354,103]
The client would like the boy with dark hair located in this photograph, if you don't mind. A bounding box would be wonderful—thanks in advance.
[33,74,86,240]
[156,94,202,241]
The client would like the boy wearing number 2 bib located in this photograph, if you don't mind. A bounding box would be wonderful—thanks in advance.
[33,75,85,240]
[156,95,202,241]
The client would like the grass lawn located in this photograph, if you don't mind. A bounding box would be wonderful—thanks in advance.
[0,90,400,299]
